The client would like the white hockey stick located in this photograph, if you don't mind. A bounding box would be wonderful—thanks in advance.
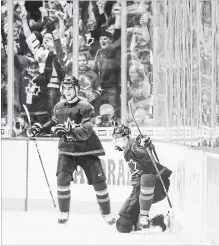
[23,105,56,208]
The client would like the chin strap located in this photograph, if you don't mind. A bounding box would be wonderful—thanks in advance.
[67,96,78,103]
[65,97,80,107]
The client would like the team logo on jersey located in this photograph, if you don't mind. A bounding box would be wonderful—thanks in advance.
[127,159,142,177]
[85,33,94,46]
[25,82,40,96]
[64,118,80,131]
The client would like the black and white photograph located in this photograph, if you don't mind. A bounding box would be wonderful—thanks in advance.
[1,0,219,245]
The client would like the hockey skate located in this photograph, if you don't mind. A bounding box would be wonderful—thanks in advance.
[103,214,116,225]
[151,214,166,232]
[58,212,69,224]
[139,214,150,229]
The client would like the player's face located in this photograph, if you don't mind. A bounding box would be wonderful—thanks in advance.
[63,85,76,101]
[78,55,87,70]
[114,136,129,149]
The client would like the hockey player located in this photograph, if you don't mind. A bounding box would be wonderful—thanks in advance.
[27,76,115,225]
[112,124,172,233]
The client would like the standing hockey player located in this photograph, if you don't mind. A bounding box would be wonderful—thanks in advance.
[112,124,172,233]
[27,76,115,225]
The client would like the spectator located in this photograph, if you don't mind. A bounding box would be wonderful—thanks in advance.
[20,9,65,117]
[78,52,101,108]
[79,0,121,59]
[56,9,73,75]
[130,24,151,66]
[94,30,121,118]
[21,59,41,111]
[201,94,211,126]
[95,103,115,127]
[127,64,152,122]
[128,64,151,99]
[20,58,53,124]
[106,2,122,48]
[79,1,106,58]
[1,52,7,117]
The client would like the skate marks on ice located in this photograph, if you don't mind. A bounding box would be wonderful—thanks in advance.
[2,211,182,245]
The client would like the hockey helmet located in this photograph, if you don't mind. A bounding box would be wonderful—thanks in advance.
[60,76,80,95]
[112,123,131,139]
[116,215,134,233]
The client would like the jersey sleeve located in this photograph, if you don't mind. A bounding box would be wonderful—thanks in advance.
[131,141,153,169]
[131,141,147,155]
[41,104,59,133]
[51,104,59,124]
[25,33,41,59]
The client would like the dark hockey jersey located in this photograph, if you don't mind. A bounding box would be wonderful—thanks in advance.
[124,139,171,183]
[118,139,172,226]
[52,98,105,156]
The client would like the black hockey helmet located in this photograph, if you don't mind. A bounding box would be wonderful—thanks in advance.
[112,123,131,139]
[60,76,80,95]
[116,215,134,233]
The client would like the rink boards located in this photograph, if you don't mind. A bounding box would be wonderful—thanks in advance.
[1,138,219,245]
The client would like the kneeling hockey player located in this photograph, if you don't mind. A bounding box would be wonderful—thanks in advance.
[112,124,172,233]
[27,76,115,225]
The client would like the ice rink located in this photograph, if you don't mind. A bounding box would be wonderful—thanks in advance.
[2,141,218,245]
[2,211,182,245]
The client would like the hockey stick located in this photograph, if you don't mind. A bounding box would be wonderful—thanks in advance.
[23,105,56,208]
[128,104,172,209]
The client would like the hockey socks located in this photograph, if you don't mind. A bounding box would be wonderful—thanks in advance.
[57,185,71,212]
[93,181,111,215]
[57,172,72,213]
[139,174,156,217]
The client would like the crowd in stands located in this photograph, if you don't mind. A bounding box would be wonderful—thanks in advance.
[1,0,153,136]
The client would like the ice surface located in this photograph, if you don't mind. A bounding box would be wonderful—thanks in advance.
[2,211,183,245]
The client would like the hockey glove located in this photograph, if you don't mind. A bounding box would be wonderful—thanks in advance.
[53,124,69,138]
[26,123,42,139]
[136,135,154,150]
[63,134,76,142]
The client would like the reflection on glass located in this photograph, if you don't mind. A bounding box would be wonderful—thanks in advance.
[1,0,219,143]
[78,1,121,127]
[126,0,153,127]
[151,0,219,146]
[200,1,212,127]
[1,1,9,136]
[212,0,219,147]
